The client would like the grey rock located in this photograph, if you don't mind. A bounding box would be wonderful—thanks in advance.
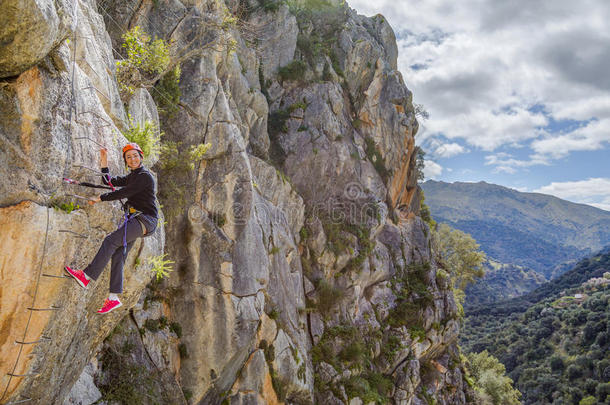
[318,362,338,384]
[0,0,68,77]
[249,5,298,81]
[62,362,102,405]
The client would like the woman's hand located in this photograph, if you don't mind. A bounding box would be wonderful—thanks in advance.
[100,148,108,168]
[88,196,101,206]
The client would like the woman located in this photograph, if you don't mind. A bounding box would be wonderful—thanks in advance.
[65,143,158,314]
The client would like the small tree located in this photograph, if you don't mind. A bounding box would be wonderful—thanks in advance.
[122,115,162,164]
[116,26,170,98]
[415,146,425,182]
[435,223,486,290]
[466,351,521,405]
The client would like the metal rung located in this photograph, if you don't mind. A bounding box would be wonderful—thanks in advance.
[72,164,105,175]
[42,274,70,279]
[7,397,33,404]
[6,373,39,377]
[77,110,114,127]
[59,229,88,238]
[26,306,61,311]
[15,336,51,345]
[74,136,107,149]
[81,85,111,102]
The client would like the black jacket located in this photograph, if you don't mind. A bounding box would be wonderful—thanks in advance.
[100,166,158,219]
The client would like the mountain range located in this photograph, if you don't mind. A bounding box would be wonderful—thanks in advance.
[421,180,610,305]
[421,180,610,279]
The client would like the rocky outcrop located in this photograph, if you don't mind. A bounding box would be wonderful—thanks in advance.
[0,0,164,403]
[0,0,70,78]
[1,0,475,404]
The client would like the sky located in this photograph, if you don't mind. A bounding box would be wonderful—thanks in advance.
[347,0,610,211]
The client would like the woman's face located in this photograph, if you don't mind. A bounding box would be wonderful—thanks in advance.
[125,149,142,170]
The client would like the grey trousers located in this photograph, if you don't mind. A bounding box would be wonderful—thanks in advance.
[84,215,155,294]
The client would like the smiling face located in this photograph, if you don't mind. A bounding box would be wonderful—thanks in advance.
[124,149,142,170]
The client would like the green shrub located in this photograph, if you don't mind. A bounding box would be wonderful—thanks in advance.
[169,321,182,338]
[466,351,521,405]
[144,318,160,333]
[316,278,344,314]
[159,141,211,171]
[153,65,181,116]
[578,396,596,405]
[52,200,80,214]
[364,136,390,182]
[179,343,188,358]
[148,253,174,281]
[259,0,281,12]
[116,26,170,97]
[122,115,162,163]
[268,109,291,135]
[278,60,307,82]
[299,226,309,240]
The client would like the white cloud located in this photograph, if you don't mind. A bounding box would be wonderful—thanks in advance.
[531,118,610,158]
[484,153,550,173]
[434,142,467,158]
[349,0,610,164]
[423,160,443,179]
[533,178,610,210]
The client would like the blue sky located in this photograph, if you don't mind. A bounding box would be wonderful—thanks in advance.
[347,0,610,210]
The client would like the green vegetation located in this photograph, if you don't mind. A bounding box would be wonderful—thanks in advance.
[268,109,291,136]
[465,351,521,404]
[419,191,435,228]
[306,278,344,316]
[178,343,188,359]
[52,200,80,214]
[169,321,182,338]
[152,65,181,116]
[468,249,610,317]
[116,26,170,98]
[148,253,175,281]
[278,60,307,82]
[415,146,425,182]
[159,140,211,171]
[462,256,610,405]
[289,0,347,82]
[387,263,433,335]
[144,316,168,333]
[421,180,610,278]
[122,115,162,163]
[364,136,390,182]
[311,324,393,404]
[258,0,281,12]
[259,339,288,401]
[99,340,172,404]
[433,223,486,308]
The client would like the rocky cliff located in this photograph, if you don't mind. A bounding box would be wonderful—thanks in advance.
[0,0,475,404]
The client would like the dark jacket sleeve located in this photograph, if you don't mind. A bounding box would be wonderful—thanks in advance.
[101,167,128,187]
[100,172,153,201]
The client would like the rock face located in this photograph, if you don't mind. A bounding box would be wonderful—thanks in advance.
[0,0,164,403]
[0,0,475,404]
[0,0,70,78]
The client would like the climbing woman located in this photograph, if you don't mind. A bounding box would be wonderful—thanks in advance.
[65,143,158,314]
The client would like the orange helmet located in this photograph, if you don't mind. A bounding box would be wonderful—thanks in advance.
[122,143,143,160]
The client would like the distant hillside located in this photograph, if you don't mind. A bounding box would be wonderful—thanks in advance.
[467,247,610,316]
[461,250,610,405]
[421,180,610,278]
[464,259,547,308]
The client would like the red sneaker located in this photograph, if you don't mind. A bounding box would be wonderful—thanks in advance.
[64,266,90,289]
[96,299,122,314]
